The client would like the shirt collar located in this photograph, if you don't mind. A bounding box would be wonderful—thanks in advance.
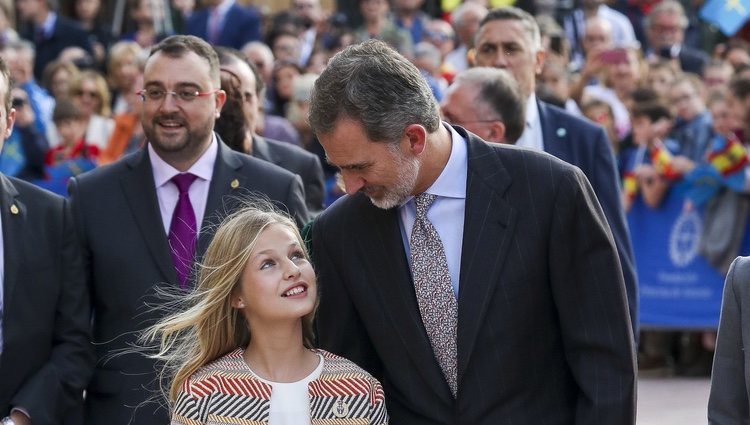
[212,0,235,16]
[149,133,218,187]
[525,93,538,128]
[419,123,468,200]
[40,12,56,37]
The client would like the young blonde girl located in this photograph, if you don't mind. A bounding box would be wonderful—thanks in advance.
[142,202,388,424]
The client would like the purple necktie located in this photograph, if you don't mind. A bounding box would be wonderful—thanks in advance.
[169,173,198,288]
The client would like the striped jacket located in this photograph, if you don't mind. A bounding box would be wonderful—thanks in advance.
[171,348,388,424]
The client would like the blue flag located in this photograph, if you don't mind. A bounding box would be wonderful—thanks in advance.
[700,0,750,36]
[0,132,26,177]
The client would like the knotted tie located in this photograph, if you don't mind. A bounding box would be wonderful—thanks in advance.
[410,193,458,396]
[169,173,198,288]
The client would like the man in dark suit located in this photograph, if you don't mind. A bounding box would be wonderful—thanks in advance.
[644,0,708,75]
[68,35,309,425]
[0,57,93,425]
[474,7,639,338]
[184,0,261,50]
[309,39,636,425]
[15,0,92,81]
[216,47,325,213]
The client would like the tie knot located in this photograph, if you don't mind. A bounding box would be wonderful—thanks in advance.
[171,173,197,194]
[414,193,436,217]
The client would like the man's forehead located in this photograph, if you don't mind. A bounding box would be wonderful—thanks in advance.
[478,20,528,42]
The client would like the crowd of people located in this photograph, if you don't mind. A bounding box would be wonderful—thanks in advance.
[3,0,750,423]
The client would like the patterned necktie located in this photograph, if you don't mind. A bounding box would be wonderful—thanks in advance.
[410,193,458,396]
[169,173,198,288]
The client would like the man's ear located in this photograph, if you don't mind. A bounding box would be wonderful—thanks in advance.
[487,121,507,144]
[403,123,428,155]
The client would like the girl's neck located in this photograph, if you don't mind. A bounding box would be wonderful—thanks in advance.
[243,322,318,383]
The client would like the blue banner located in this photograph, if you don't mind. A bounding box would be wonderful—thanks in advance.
[629,188,750,329]
[33,158,97,196]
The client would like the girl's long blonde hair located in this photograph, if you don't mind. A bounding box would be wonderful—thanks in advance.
[140,200,316,402]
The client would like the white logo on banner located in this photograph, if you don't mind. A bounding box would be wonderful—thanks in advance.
[669,209,702,267]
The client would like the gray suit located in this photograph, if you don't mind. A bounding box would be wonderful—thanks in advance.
[709,256,750,424]
[313,126,636,424]
[69,137,309,425]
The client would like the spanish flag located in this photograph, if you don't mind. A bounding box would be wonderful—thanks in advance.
[650,140,682,180]
[622,172,638,202]
[707,133,748,176]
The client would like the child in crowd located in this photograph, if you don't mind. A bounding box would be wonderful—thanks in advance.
[581,98,618,154]
[620,101,680,211]
[46,98,99,166]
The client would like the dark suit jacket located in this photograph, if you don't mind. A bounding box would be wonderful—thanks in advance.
[678,46,709,76]
[0,175,93,425]
[184,4,261,50]
[252,135,325,214]
[69,138,309,425]
[708,256,750,424]
[538,101,638,336]
[23,15,93,82]
[312,128,636,424]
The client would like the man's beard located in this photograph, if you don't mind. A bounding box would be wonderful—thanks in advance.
[367,151,420,210]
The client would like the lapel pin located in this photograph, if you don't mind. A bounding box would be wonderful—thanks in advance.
[230,179,239,189]
[556,128,567,137]
[10,204,18,215]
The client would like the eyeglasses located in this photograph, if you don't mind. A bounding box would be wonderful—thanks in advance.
[137,88,219,103]
[11,97,26,108]
[74,89,99,98]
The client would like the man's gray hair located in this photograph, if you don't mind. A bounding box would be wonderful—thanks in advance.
[645,0,688,30]
[453,67,526,143]
[480,7,542,51]
[308,39,441,144]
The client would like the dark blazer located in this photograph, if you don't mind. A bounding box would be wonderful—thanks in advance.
[251,135,325,214]
[538,101,638,336]
[184,3,261,50]
[312,128,636,424]
[678,46,709,76]
[0,175,93,425]
[708,256,750,424]
[23,15,92,82]
[69,138,309,425]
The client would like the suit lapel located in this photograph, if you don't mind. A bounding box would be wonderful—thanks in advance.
[120,149,178,283]
[251,135,273,163]
[456,132,518,384]
[196,139,246,256]
[0,175,24,307]
[538,101,567,160]
[354,200,451,397]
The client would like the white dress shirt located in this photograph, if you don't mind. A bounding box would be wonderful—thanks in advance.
[149,135,218,235]
[399,123,468,297]
[516,94,544,152]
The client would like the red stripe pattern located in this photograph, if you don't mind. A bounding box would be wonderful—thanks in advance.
[171,348,388,424]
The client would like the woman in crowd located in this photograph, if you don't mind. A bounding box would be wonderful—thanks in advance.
[106,41,143,114]
[142,203,388,424]
[65,69,114,150]
[41,60,80,101]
